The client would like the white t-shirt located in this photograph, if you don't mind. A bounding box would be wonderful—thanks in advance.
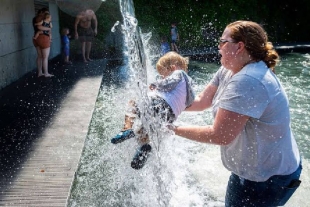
[211,61,300,182]
[148,70,195,118]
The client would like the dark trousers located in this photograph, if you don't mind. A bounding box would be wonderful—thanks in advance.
[225,162,302,207]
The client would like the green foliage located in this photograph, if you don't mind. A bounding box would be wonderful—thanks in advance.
[59,0,310,49]
[133,0,310,48]
[96,0,122,41]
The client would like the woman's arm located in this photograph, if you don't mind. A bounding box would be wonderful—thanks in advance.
[34,19,51,31]
[185,83,217,111]
[173,108,249,145]
[36,24,51,31]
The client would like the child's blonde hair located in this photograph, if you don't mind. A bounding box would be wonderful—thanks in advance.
[44,13,51,21]
[156,51,189,75]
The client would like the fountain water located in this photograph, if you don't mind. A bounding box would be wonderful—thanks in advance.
[67,0,310,206]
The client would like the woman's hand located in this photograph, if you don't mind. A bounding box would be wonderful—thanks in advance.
[166,124,177,131]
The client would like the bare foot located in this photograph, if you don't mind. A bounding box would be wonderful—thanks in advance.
[87,58,93,61]
[44,74,54,77]
[83,59,88,63]
[38,73,44,77]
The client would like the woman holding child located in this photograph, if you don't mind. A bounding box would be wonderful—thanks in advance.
[32,8,53,77]
[169,20,302,206]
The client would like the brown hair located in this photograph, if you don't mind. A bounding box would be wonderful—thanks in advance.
[156,51,189,75]
[227,21,279,72]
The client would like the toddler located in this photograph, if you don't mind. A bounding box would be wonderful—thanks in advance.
[111,52,195,169]
[33,13,52,40]
[61,28,72,64]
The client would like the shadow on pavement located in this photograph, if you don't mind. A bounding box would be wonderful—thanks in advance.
[0,58,105,185]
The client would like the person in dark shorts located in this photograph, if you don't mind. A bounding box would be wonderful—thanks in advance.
[74,8,97,63]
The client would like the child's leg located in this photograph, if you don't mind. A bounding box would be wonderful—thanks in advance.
[33,32,40,40]
[122,114,135,130]
[136,127,149,145]
[174,43,179,53]
[131,128,151,170]
[33,31,43,39]
[110,100,138,144]
[122,100,139,130]
[111,118,135,144]
[63,47,72,64]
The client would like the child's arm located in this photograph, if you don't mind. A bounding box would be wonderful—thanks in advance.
[35,21,51,32]
[35,23,52,31]
[153,71,183,92]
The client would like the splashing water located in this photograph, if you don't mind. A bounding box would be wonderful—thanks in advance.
[67,0,310,206]
[111,21,120,32]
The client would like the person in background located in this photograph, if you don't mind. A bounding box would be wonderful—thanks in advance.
[160,36,170,56]
[74,7,97,63]
[170,22,179,53]
[61,27,72,64]
[32,8,53,77]
[168,20,302,206]
[33,13,52,41]
[111,52,195,170]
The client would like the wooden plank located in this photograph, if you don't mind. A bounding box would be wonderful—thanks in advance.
[0,59,106,206]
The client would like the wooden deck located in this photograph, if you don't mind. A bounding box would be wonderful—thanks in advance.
[0,59,106,206]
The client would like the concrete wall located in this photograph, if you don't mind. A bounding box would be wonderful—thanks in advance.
[49,2,61,59]
[0,0,61,90]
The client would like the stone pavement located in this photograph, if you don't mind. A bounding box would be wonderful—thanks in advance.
[0,58,106,206]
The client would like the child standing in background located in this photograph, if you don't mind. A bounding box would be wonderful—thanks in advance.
[61,28,72,64]
[170,22,179,53]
